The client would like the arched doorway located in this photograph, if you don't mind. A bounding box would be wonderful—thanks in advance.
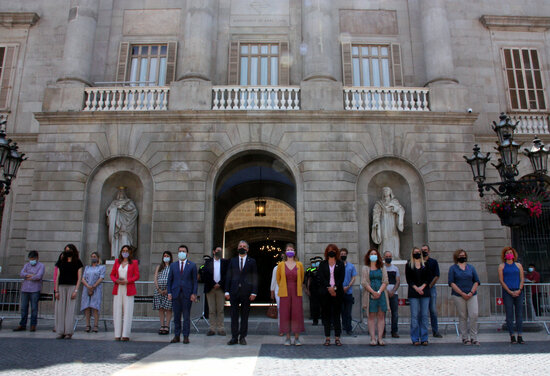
[213,151,296,303]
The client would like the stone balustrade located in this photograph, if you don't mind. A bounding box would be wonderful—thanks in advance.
[344,87,430,111]
[212,86,300,110]
[509,113,550,134]
[83,86,169,111]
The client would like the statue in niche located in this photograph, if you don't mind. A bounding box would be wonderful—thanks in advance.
[106,186,138,259]
[371,186,405,259]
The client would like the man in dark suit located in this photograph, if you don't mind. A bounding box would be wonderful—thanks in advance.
[202,246,229,336]
[225,240,258,345]
[167,244,198,344]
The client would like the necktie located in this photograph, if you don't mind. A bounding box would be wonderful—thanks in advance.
[180,261,184,274]
[240,258,243,271]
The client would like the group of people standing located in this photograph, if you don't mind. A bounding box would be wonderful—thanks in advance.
[13,241,532,347]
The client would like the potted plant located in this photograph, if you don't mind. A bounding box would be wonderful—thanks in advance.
[486,190,547,227]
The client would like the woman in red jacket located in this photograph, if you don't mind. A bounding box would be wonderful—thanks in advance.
[110,245,140,341]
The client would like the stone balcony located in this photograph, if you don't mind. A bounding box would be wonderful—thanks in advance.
[509,112,549,134]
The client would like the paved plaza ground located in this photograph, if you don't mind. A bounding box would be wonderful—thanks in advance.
[0,319,549,375]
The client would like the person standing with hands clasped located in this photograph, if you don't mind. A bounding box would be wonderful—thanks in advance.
[422,244,442,338]
[80,251,105,333]
[406,247,431,346]
[383,251,400,338]
[225,240,258,346]
[361,249,389,346]
[54,244,83,339]
[167,245,198,344]
[340,248,357,336]
[276,243,305,346]
[498,246,525,344]
[14,250,45,332]
[448,249,481,346]
[153,251,173,335]
[110,245,140,341]
[318,244,345,346]
[203,246,229,336]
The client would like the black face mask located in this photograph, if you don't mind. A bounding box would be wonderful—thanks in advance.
[63,251,73,258]
[238,248,247,255]
[340,255,347,261]
[327,251,337,258]
[422,251,428,257]
[457,257,467,263]
[413,253,422,259]
[385,258,392,264]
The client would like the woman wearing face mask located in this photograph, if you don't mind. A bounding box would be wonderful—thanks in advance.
[110,245,140,341]
[361,249,389,346]
[153,251,173,335]
[276,243,305,346]
[498,246,525,344]
[405,246,431,346]
[318,244,345,346]
[448,249,481,345]
[80,251,105,333]
[54,244,83,339]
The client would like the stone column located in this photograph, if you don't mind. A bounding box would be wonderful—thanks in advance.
[169,0,216,110]
[420,0,466,111]
[300,0,342,110]
[43,0,99,111]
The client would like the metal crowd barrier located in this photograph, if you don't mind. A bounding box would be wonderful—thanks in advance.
[1,278,549,335]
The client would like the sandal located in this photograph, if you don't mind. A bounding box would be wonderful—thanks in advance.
[158,327,164,335]
[462,339,471,345]
[378,339,385,346]
[92,326,98,333]
[323,338,331,346]
[162,326,169,335]
[421,341,428,346]
[413,341,420,346]
[85,326,91,333]
[335,338,343,346]
[370,338,377,346]
[471,340,480,346]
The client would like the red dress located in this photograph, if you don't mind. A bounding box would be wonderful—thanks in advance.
[279,264,305,334]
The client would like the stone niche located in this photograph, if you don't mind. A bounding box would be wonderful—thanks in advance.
[357,157,427,261]
[83,157,153,278]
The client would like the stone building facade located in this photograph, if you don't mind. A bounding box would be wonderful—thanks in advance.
[0,0,549,295]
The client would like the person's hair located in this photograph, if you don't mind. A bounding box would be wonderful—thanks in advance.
[118,244,134,264]
[364,248,383,269]
[453,249,467,264]
[529,263,536,268]
[27,250,38,259]
[90,251,101,265]
[340,248,348,256]
[324,244,340,260]
[238,240,249,248]
[500,246,518,263]
[178,245,189,252]
[212,246,221,252]
[409,247,425,268]
[383,251,393,257]
[64,243,80,262]
[421,244,430,251]
[159,251,173,272]
[285,243,295,249]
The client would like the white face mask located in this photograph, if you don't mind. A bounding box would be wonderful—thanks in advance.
[163,257,171,263]
[178,251,187,261]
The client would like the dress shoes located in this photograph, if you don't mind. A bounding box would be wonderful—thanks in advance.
[391,333,400,338]
[30,326,36,332]
[13,326,26,332]
[206,330,216,336]
[227,338,238,345]
[121,337,129,341]
[170,336,180,343]
[239,337,247,345]
[183,336,190,344]
[217,330,226,336]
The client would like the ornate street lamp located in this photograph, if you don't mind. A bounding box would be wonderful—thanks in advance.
[0,115,26,198]
[464,113,549,227]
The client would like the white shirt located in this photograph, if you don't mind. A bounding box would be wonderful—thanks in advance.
[179,259,187,272]
[213,258,221,283]
[239,255,247,270]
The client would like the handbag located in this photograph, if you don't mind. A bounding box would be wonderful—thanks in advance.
[266,301,278,319]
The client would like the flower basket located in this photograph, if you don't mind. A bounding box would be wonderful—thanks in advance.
[495,207,531,227]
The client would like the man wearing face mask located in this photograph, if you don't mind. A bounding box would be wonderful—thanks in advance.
[339,248,357,335]
[14,251,45,332]
[202,246,229,336]
[422,244,442,338]
[525,264,541,316]
[383,251,401,338]
[225,240,258,345]
[167,245,198,344]
[306,256,323,325]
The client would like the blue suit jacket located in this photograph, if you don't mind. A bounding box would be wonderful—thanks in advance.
[167,260,198,298]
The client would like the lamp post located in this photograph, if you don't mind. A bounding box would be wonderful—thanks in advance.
[464,113,549,227]
[0,115,26,200]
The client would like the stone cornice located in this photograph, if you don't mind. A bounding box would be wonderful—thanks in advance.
[480,15,550,32]
[0,12,40,28]
[34,110,477,126]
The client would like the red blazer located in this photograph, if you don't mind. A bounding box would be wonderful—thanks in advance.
[110,259,140,296]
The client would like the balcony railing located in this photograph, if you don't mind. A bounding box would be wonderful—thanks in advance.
[83,86,169,111]
[344,87,430,111]
[212,86,300,110]
[509,113,549,134]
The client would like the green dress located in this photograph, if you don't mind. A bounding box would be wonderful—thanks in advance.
[369,269,388,313]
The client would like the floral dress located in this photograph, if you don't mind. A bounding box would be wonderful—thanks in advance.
[153,266,172,310]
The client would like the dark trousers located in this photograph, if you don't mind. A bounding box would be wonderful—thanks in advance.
[309,291,321,320]
[230,293,251,339]
[387,293,399,334]
[19,291,40,327]
[321,294,342,337]
[503,289,524,335]
[172,292,192,337]
[341,293,354,332]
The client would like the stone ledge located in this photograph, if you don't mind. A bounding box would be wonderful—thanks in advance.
[480,15,550,32]
[0,12,40,28]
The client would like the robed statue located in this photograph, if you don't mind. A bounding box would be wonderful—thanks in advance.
[106,187,138,258]
[371,187,405,259]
